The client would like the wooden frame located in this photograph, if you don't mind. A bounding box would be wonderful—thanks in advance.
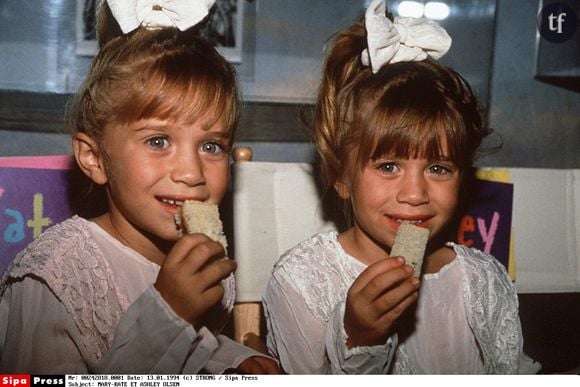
[0,90,312,142]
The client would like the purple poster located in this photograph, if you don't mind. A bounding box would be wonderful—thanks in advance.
[1,167,74,274]
[456,179,514,269]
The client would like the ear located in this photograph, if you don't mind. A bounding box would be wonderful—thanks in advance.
[72,133,108,185]
[334,179,351,200]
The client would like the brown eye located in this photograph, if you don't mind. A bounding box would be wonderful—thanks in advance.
[428,164,452,175]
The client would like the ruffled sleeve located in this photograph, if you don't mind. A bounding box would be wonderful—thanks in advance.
[263,233,396,374]
[326,302,396,374]
[453,244,541,374]
[95,285,219,374]
[0,217,265,373]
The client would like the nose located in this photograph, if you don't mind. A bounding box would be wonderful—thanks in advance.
[170,150,205,187]
[396,171,429,206]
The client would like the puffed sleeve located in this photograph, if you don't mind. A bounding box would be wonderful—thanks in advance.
[96,285,219,374]
[263,273,395,374]
[203,335,274,374]
[326,301,397,374]
[0,277,89,373]
[0,279,240,374]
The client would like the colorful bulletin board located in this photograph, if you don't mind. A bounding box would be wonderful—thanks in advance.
[456,169,515,280]
[0,155,75,275]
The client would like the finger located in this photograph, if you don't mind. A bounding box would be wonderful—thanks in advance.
[199,283,227,309]
[372,275,420,314]
[164,233,213,268]
[235,358,263,374]
[197,259,237,290]
[355,264,414,302]
[181,238,228,274]
[350,257,406,294]
[253,357,284,374]
[376,285,420,325]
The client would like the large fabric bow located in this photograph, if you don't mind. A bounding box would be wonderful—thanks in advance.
[107,0,217,34]
[361,0,452,73]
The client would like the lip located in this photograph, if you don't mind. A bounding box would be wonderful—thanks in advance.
[385,214,432,229]
[156,195,203,214]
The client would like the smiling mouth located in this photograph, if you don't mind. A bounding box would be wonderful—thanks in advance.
[392,218,421,224]
[389,216,429,226]
[159,198,185,207]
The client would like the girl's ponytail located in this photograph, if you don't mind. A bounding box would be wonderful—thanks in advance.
[314,18,371,189]
[96,1,124,48]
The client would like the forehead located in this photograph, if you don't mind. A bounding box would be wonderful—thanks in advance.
[112,82,234,136]
[110,113,229,136]
[368,119,456,162]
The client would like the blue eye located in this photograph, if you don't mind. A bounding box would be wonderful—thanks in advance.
[147,136,169,149]
[377,162,398,174]
[201,141,224,154]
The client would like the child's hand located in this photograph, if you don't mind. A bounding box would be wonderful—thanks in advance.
[344,257,419,349]
[154,233,237,326]
[231,356,284,374]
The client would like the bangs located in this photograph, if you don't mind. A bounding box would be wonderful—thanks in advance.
[114,51,238,136]
[355,78,469,167]
[368,109,464,162]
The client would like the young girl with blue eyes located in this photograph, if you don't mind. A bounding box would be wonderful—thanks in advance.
[262,0,539,374]
[0,0,279,374]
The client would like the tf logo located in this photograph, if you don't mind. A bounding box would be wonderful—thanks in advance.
[537,2,578,43]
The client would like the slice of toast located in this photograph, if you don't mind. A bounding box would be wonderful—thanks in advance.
[177,200,228,251]
[391,223,429,277]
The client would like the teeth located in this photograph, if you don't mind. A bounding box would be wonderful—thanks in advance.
[393,218,422,225]
[160,198,184,206]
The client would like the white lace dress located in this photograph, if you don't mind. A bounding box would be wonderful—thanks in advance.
[0,216,263,374]
[263,231,540,374]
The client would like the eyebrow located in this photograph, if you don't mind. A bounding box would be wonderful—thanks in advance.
[129,121,168,132]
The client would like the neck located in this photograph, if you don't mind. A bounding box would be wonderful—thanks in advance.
[338,227,390,265]
[92,213,170,265]
[422,224,456,274]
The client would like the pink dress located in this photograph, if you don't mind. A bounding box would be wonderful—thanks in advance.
[0,216,260,373]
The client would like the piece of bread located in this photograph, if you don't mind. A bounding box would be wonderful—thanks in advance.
[390,223,429,277]
[177,200,228,251]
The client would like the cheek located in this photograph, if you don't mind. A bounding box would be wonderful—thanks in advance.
[439,183,460,214]
[208,162,230,202]
[107,154,159,191]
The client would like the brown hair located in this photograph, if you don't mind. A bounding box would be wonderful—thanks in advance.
[313,18,493,192]
[67,2,239,218]
[69,2,239,148]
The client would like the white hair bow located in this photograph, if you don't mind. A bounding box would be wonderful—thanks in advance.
[107,0,217,34]
[361,0,452,73]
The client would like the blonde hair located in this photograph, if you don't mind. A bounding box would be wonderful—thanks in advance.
[313,19,492,192]
[69,2,239,148]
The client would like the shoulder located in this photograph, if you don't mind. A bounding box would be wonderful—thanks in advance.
[274,231,340,271]
[450,243,517,300]
[450,245,525,372]
[3,216,98,283]
[268,231,354,322]
[452,243,511,279]
[2,216,124,361]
